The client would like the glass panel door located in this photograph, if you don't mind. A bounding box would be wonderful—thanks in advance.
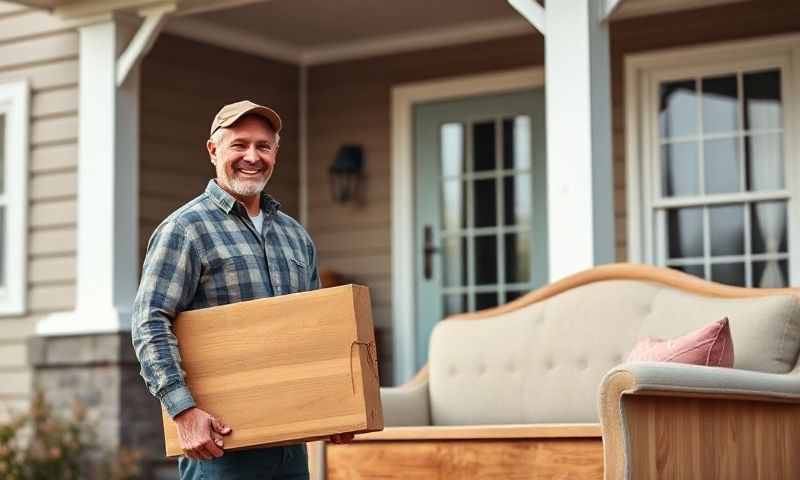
[414,89,547,369]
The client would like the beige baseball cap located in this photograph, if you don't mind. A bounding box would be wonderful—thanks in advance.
[209,100,282,136]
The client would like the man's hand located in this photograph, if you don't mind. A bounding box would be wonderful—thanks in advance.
[329,433,355,444]
[174,407,233,460]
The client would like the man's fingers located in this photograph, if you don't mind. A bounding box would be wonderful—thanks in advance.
[212,430,225,449]
[204,438,224,458]
[212,417,232,435]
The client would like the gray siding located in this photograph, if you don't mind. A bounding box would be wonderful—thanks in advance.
[0,1,80,415]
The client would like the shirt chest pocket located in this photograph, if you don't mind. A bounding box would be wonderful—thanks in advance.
[206,254,270,302]
[286,255,308,293]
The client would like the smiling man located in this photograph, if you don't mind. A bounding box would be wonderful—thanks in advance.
[131,100,349,480]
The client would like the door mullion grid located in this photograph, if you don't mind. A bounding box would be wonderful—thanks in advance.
[496,118,505,306]
[697,76,712,280]
[466,121,476,311]
[737,71,754,287]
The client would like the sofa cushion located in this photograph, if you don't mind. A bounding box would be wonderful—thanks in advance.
[428,280,800,425]
[626,317,734,367]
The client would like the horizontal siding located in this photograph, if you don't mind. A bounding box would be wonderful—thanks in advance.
[0,3,79,405]
[139,33,300,271]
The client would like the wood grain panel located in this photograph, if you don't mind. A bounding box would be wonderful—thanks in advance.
[624,394,800,479]
[326,438,603,480]
[162,286,382,456]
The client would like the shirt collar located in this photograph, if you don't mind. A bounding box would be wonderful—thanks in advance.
[205,179,281,216]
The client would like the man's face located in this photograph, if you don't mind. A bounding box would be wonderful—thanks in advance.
[207,115,278,199]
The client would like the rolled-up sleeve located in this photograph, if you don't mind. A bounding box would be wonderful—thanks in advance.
[131,219,201,418]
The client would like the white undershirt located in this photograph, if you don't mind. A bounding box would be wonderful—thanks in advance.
[249,210,264,235]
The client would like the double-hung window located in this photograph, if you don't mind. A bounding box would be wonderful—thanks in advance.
[0,81,29,315]
[627,36,800,287]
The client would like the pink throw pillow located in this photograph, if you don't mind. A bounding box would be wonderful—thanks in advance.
[626,317,734,367]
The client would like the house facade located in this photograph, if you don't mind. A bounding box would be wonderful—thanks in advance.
[0,0,798,476]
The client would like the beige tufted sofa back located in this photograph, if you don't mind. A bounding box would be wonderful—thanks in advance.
[427,279,800,425]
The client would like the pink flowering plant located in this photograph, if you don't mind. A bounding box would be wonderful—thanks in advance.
[0,391,142,480]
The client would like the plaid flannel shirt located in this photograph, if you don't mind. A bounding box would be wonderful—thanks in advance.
[132,180,320,418]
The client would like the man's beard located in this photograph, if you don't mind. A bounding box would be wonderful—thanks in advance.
[226,172,269,197]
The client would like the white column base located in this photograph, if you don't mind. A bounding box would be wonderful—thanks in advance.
[36,307,132,336]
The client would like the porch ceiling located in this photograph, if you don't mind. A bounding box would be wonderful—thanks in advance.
[193,0,522,48]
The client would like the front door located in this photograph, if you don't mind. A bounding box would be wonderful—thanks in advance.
[414,89,548,370]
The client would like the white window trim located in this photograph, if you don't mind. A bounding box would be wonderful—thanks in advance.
[0,80,30,315]
[625,33,800,286]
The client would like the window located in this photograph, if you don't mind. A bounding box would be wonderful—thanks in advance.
[0,81,30,315]
[627,36,800,287]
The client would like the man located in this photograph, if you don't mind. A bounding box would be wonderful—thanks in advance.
[132,100,350,480]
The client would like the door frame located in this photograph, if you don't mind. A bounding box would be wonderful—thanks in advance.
[390,66,545,383]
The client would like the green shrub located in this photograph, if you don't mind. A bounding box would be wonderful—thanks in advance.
[0,391,142,480]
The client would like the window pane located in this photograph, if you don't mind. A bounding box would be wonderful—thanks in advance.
[704,138,740,194]
[440,123,464,177]
[659,80,697,139]
[443,294,468,316]
[442,179,465,232]
[667,207,703,259]
[503,116,531,170]
[476,292,499,310]
[442,236,468,287]
[505,232,531,283]
[671,264,705,279]
[709,205,744,257]
[505,290,526,303]
[474,235,497,285]
[753,260,789,288]
[661,142,699,197]
[702,75,739,134]
[711,262,746,287]
[473,179,497,228]
[473,121,495,172]
[745,134,784,191]
[751,201,788,255]
[744,69,782,131]
[503,174,531,226]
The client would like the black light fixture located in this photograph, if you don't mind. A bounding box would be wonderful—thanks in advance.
[329,144,364,204]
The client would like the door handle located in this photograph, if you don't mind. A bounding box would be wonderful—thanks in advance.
[423,225,439,280]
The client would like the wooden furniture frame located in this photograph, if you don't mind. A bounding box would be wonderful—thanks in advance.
[319,264,800,480]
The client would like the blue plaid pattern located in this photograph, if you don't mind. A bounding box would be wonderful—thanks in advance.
[132,180,320,418]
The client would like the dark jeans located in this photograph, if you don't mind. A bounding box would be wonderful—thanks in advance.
[178,444,309,480]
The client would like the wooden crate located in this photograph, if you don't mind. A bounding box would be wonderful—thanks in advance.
[161,285,383,457]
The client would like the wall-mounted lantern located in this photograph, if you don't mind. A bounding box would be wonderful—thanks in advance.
[329,144,364,204]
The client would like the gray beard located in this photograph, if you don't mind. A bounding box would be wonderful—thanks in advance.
[226,174,268,197]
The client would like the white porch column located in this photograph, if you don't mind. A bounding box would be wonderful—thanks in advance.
[545,0,615,281]
[37,17,140,335]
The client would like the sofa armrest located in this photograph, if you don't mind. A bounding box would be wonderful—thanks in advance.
[599,362,800,480]
[380,380,431,426]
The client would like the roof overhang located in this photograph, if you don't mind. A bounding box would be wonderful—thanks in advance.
[6,0,271,18]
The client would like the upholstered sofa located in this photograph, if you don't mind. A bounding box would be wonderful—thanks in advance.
[320,264,800,480]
